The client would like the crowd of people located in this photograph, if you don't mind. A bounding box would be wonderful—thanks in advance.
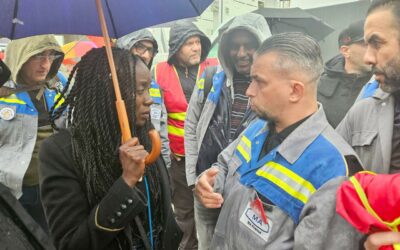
[0,0,399,249]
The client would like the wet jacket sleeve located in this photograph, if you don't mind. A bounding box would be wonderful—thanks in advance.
[196,136,241,195]
[294,177,363,250]
[39,132,147,250]
[185,73,206,186]
[160,97,171,168]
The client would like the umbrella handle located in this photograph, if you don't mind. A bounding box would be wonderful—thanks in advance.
[139,129,161,182]
[144,129,161,165]
[96,0,160,166]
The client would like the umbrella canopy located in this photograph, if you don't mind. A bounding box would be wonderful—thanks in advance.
[0,0,214,39]
[253,7,334,41]
[213,7,334,44]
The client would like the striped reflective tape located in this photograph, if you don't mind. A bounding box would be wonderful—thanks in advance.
[237,135,251,163]
[256,161,316,204]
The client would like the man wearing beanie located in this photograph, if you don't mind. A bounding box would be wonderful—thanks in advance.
[318,20,373,127]
[153,21,218,249]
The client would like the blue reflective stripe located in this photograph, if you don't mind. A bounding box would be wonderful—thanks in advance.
[361,80,379,99]
[0,89,63,117]
[207,71,225,103]
[150,81,162,104]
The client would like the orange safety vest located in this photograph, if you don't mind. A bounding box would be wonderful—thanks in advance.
[154,58,218,156]
[336,171,400,250]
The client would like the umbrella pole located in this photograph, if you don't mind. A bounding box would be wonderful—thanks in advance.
[95,0,132,143]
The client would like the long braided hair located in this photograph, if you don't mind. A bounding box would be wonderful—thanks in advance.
[49,48,162,214]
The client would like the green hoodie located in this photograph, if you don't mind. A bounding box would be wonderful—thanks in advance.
[5,35,63,85]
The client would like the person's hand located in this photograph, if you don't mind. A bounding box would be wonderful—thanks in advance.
[195,168,224,208]
[119,137,148,187]
[364,232,400,250]
[170,152,182,162]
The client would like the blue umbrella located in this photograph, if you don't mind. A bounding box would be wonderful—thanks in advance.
[0,0,214,39]
[0,0,214,146]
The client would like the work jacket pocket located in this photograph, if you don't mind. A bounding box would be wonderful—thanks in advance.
[350,131,378,147]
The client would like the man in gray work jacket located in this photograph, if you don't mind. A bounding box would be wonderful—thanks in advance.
[195,33,364,249]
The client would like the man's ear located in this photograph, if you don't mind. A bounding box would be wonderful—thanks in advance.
[289,80,304,103]
[339,45,350,58]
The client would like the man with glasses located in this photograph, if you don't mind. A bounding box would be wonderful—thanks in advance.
[117,29,171,168]
[184,13,270,249]
[116,29,158,68]
[153,21,218,250]
[0,35,64,232]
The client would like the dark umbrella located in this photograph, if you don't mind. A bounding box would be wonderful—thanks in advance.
[253,7,334,41]
[214,7,334,43]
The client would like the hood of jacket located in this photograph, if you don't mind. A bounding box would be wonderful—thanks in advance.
[218,13,271,84]
[322,54,373,82]
[323,54,347,76]
[167,21,211,65]
[116,29,159,66]
[5,35,64,86]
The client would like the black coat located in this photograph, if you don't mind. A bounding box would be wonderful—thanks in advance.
[317,54,372,128]
[0,183,54,250]
[39,129,181,250]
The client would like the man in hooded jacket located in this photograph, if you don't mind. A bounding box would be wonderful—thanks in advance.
[317,20,373,128]
[184,13,270,249]
[153,21,218,249]
[0,35,64,231]
[116,29,171,168]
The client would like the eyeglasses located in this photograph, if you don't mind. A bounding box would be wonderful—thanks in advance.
[134,42,156,56]
[31,51,62,62]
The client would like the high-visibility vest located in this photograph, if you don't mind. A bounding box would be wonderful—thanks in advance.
[154,58,218,155]
[337,171,400,250]
[234,118,350,223]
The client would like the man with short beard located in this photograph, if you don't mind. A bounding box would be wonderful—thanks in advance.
[337,0,400,174]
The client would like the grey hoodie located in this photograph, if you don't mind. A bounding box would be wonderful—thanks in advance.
[185,13,271,186]
[116,29,158,67]
[218,13,270,87]
[167,21,211,65]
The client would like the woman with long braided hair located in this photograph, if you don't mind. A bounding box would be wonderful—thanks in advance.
[39,47,181,250]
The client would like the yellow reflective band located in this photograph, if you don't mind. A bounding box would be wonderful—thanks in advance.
[210,86,215,93]
[350,176,400,230]
[168,125,184,137]
[257,161,316,204]
[54,93,65,109]
[0,94,26,105]
[197,78,205,90]
[168,112,186,121]
[237,135,251,163]
[149,88,161,98]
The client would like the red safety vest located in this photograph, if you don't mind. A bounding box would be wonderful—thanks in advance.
[336,171,400,250]
[154,58,218,156]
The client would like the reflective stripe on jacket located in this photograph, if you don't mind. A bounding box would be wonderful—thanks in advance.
[0,88,62,198]
[155,59,217,155]
[234,117,350,223]
[200,106,363,249]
